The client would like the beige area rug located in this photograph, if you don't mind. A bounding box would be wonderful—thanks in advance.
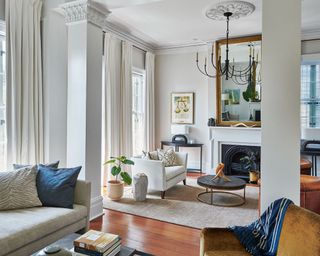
[103,178,259,229]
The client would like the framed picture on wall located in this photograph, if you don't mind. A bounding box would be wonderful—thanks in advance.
[171,92,194,124]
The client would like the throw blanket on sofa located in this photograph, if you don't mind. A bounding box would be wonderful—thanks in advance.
[230,198,293,256]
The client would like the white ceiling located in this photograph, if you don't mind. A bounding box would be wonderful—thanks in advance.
[95,0,320,49]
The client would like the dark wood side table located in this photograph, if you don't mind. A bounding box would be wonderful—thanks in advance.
[197,175,246,207]
[160,141,203,173]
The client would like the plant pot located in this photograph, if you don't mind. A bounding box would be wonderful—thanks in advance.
[107,180,124,201]
[249,170,260,183]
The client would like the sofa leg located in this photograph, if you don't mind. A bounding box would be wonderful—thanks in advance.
[183,179,186,185]
[161,191,166,199]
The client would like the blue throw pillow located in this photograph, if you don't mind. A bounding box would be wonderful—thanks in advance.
[13,160,60,170]
[36,165,81,209]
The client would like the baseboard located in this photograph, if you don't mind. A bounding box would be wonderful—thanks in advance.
[90,195,104,220]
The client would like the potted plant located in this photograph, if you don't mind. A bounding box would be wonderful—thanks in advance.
[240,152,260,183]
[104,156,134,201]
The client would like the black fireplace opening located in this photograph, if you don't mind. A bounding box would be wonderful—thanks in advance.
[221,144,261,183]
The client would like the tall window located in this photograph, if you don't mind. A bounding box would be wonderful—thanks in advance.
[132,70,145,156]
[301,64,320,128]
[0,32,6,170]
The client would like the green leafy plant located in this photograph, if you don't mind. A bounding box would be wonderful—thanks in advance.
[104,156,134,185]
[240,152,258,171]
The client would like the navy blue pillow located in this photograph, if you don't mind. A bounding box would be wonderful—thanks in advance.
[36,165,81,209]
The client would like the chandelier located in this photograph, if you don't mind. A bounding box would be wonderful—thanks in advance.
[196,2,260,85]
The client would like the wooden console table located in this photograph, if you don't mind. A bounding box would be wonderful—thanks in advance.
[160,141,203,173]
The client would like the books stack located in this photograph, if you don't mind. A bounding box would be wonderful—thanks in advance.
[74,230,121,256]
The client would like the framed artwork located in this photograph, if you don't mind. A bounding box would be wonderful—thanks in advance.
[171,92,194,124]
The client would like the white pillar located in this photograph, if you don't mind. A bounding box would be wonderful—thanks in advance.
[261,0,301,211]
[61,0,110,219]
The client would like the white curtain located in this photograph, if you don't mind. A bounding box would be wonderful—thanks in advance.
[120,41,133,157]
[5,0,44,165]
[145,52,155,151]
[103,33,121,182]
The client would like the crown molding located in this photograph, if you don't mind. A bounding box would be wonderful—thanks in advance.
[104,21,155,52]
[302,28,320,41]
[60,0,110,28]
[155,42,209,55]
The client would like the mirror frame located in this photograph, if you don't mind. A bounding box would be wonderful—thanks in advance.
[215,35,262,127]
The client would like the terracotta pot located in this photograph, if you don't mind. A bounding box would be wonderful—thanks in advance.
[107,180,124,201]
[249,170,260,183]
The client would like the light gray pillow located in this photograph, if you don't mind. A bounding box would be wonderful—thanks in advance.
[0,166,42,210]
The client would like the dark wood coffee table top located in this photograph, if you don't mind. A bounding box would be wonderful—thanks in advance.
[197,175,246,190]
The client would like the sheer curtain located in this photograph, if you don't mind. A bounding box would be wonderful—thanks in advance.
[120,41,133,157]
[6,0,44,165]
[103,33,121,182]
[145,52,155,151]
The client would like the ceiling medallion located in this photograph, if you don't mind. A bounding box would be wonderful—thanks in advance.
[206,1,255,20]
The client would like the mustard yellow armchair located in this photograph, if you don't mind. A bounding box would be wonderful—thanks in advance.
[200,205,320,256]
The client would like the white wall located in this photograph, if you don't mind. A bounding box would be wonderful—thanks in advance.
[155,50,211,170]
[261,0,301,210]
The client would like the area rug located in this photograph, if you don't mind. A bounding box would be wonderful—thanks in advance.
[103,178,259,229]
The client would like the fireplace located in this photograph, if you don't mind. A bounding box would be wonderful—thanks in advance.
[221,144,261,182]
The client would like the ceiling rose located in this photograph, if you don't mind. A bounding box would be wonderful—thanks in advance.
[206,1,255,21]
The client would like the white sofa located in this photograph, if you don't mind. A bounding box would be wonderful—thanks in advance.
[132,152,188,198]
[0,180,91,256]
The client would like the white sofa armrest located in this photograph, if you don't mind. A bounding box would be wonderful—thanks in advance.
[132,157,166,191]
[175,152,188,169]
[74,180,91,231]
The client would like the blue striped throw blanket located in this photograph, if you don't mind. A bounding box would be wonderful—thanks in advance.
[230,198,293,256]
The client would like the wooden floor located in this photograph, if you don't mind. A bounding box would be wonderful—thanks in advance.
[92,172,203,256]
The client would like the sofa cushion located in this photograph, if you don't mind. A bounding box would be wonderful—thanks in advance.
[0,166,42,210]
[13,160,60,170]
[0,204,87,256]
[158,148,177,167]
[37,165,81,208]
[165,165,185,181]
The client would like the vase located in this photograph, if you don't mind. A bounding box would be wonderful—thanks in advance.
[249,170,260,183]
[107,180,124,201]
[133,173,148,201]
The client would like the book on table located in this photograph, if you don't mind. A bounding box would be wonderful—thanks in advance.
[74,230,121,254]
[74,240,121,256]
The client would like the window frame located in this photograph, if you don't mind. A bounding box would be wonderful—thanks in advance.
[301,53,320,128]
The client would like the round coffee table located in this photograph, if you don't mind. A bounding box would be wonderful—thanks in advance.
[197,175,246,207]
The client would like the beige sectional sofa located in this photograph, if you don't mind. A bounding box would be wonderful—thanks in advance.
[0,180,91,256]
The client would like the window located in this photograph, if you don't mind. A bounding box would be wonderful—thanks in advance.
[132,70,145,156]
[0,32,6,170]
[301,64,320,128]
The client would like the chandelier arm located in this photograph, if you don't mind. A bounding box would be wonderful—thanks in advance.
[210,53,219,70]
[196,61,211,77]
[204,63,216,78]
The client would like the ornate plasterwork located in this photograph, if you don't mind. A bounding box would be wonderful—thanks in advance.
[206,1,255,20]
[60,0,110,27]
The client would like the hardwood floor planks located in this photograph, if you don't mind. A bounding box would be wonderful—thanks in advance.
[91,173,203,256]
[90,209,200,256]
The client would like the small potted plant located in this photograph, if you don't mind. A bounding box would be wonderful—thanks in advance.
[240,152,260,183]
[104,156,134,201]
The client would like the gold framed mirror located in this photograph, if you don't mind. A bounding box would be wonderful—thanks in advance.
[216,35,262,127]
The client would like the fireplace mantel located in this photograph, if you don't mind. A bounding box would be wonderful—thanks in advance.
[209,127,261,174]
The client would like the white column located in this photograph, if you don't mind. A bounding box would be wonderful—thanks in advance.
[261,0,301,211]
[61,0,110,219]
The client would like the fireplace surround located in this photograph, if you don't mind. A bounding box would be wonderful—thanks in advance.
[221,144,261,182]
